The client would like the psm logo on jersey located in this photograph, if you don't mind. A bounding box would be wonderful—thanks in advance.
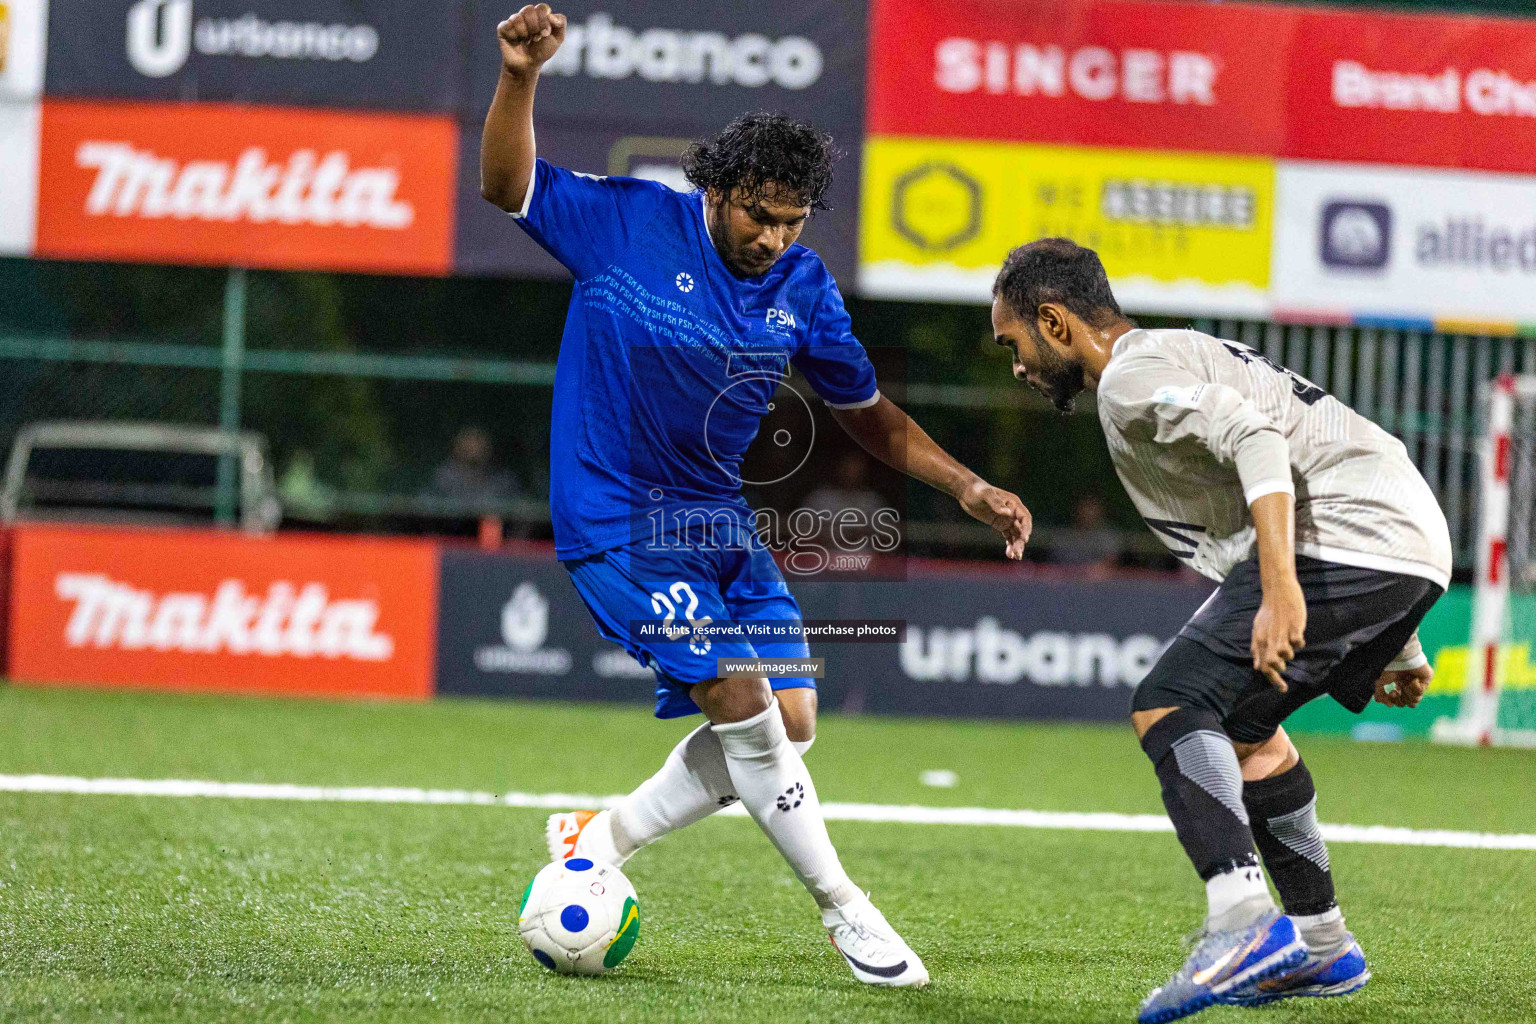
[675,272,695,293]
[765,307,797,335]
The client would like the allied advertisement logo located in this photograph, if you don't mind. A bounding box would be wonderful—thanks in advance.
[8,525,439,699]
[1273,161,1536,325]
[46,0,455,112]
[36,100,457,275]
[0,102,39,255]
[1319,201,1392,271]
[862,135,1274,315]
[474,583,573,675]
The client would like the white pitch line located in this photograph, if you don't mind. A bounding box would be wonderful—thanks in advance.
[3,774,1534,852]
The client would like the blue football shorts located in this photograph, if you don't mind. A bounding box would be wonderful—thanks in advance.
[564,532,813,718]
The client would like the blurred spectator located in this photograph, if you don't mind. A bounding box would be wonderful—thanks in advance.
[278,449,337,522]
[423,427,522,510]
[1049,495,1124,572]
[800,451,886,551]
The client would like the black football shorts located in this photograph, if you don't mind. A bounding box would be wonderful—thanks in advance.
[1132,555,1443,744]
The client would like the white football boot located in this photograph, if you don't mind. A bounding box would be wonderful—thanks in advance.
[822,894,930,987]
[544,810,628,867]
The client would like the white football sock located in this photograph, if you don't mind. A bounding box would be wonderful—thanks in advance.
[713,699,860,910]
[612,723,736,857]
[1291,906,1347,952]
[1206,863,1274,929]
[606,720,819,860]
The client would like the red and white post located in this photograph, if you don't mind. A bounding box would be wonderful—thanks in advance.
[1436,376,1515,746]
[1470,376,1515,744]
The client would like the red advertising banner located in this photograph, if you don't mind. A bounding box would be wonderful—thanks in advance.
[868,0,1293,155]
[1285,9,1536,175]
[8,525,439,700]
[35,100,458,275]
[869,0,1536,174]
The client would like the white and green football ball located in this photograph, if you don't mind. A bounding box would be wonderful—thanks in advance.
[518,858,640,975]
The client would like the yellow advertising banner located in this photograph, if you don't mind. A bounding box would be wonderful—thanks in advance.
[860,136,1276,316]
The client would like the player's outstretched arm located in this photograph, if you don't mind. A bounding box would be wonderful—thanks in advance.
[1250,491,1306,692]
[830,394,1032,560]
[480,4,566,212]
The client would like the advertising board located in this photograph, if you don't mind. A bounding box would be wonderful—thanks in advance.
[435,548,1212,721]
[45,0,458,112]
[868,0,1291,156]
[861,136,1274,314]
[1272,161,1536,330]
[0,0,47,100]
[8,525,439,700]
[0,101,38,255]
[35,99,458,275]
[1285,8,1536,177]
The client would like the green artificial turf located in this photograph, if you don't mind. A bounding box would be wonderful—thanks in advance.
[1,685,1533,1023]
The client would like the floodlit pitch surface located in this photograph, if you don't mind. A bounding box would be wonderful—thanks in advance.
[1,688,1532,1024]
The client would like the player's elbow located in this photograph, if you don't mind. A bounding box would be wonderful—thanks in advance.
[480,175,521,212]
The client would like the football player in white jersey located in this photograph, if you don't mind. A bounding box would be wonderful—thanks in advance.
[989,238,1448,1023]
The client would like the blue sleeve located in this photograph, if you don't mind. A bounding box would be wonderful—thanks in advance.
[511,159,669,280]
[792,271,880,409]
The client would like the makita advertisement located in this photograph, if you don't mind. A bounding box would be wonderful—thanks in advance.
[45,0,459,112]
[454,0,868,282]
[34,99,458,275]
[434,548,1212,721]
[7,525,440,699]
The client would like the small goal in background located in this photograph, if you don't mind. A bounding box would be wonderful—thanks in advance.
[1433,374,1536,748]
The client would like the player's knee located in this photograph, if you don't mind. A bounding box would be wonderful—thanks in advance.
[1235,727,1298,781]
[1137,705,1227,765]
[777,689,818,745]
[692,675,773,724]
[1130,705,1181,740]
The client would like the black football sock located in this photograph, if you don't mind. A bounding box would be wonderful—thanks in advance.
[1244,758,1338,920]
[1140,708,1262,882]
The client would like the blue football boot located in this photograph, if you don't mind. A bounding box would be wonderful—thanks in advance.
[1221,932,1370,1006]
[1137,908,1307,1024]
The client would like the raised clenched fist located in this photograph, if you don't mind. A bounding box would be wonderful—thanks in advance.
[498,4,567,77]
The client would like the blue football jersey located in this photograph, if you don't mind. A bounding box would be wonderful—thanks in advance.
[513,159,879,561]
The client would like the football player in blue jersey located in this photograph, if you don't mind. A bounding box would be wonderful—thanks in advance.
[482,5,1032,987]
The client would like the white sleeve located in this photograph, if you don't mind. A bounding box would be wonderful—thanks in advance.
[1101,352,1294,506]
[1385,631,1428,672]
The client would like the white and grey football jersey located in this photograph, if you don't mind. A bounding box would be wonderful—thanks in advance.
[1095,328,1452,591]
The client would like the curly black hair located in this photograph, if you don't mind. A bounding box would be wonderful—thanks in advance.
[993,237,1123,327]
[682,112,838,211]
